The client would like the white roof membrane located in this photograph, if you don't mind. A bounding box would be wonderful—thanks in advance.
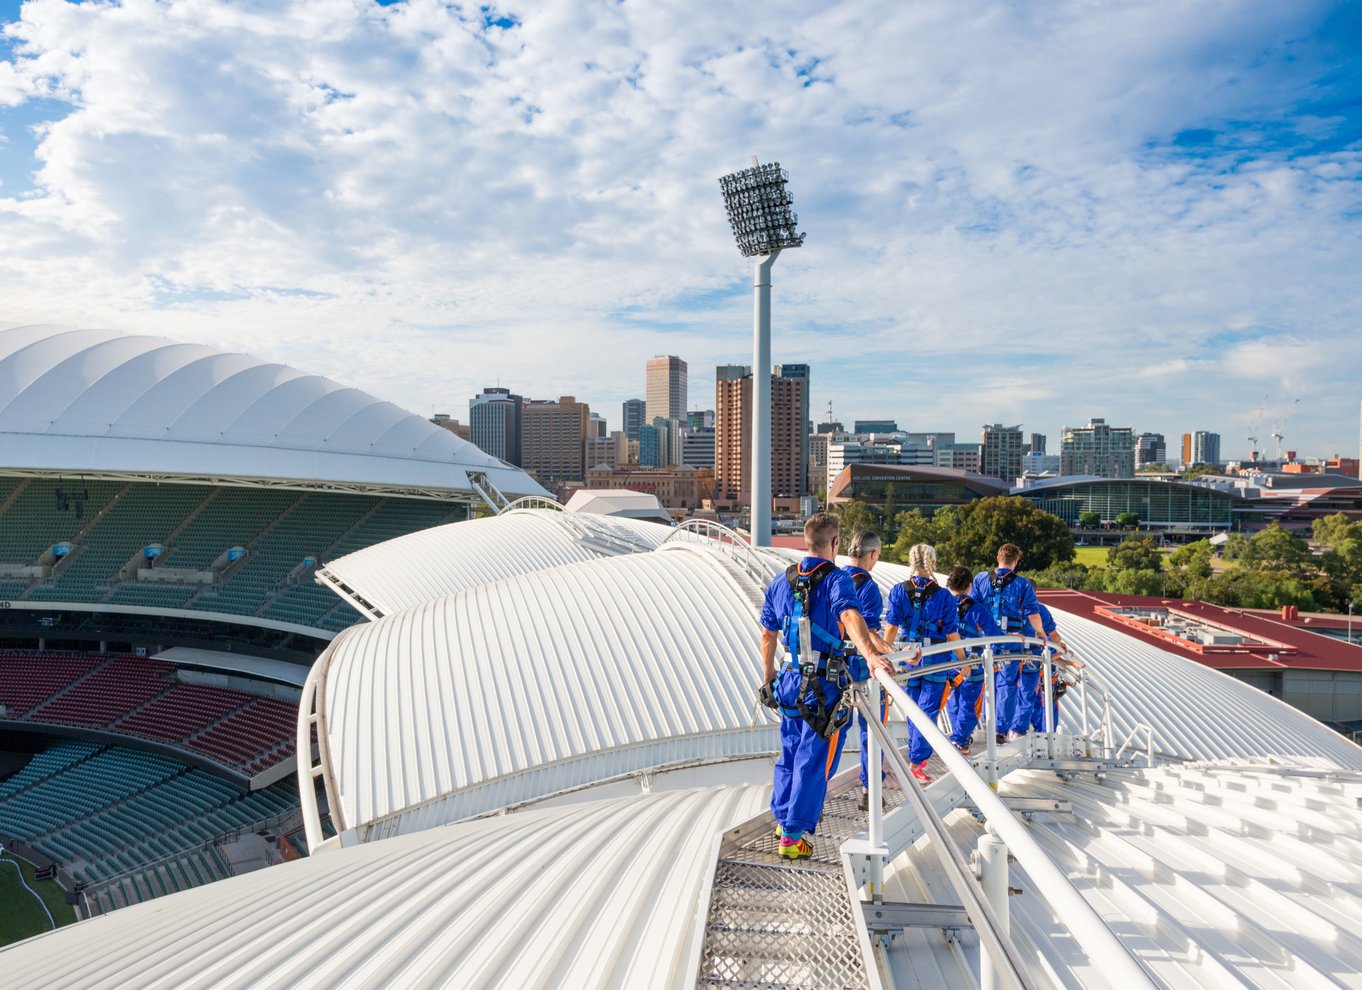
[0,324,545,499]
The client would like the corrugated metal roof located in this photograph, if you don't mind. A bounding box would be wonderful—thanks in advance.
[0,785,767,990]
[882,763,1362,988]
[315,507,670,618]
[310,540,1360,845]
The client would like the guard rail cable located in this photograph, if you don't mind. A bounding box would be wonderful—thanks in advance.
[861,664,1157,989]
[662,519,773,589]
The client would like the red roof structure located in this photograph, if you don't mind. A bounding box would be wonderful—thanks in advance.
[1039,588,1362,674]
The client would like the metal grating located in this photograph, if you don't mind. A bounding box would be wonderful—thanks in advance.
[696,750,921,989]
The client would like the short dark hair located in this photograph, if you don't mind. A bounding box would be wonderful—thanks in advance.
[946,566,973,593]
[997,543,1022,566]
[804,512,840,552]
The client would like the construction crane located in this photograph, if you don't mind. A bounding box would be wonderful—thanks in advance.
[1247,394,1269,462]
[1271,398,1300,461]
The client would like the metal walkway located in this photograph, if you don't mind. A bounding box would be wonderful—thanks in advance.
[694,751,935,989]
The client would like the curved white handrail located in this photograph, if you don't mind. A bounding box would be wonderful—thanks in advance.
[504,496,565,513]
[871,668,1158,988]
[662,519,772,588]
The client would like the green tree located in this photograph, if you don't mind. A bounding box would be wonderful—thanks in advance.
[1242,525,1314,575]
[1105,568,1164,596]
[1312,512,1358,549]
[1114,511,1139,529]
[1219,533,1250,561]
[881,483,898,540]
[1168,539,1214,579]
[934,496,1075,572]
[1031,561,1092,590]
[887,508,943,562]
[835,501,880,550]
[1181,464,1218,481]
[1077,510,1101,528]
[1107,537,1163,573]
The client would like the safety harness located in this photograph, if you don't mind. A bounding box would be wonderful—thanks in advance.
[779,562,852,739]
[900,578,956,684]
[956,594,987,682]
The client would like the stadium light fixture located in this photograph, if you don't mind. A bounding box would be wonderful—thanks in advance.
[718,159,805,547]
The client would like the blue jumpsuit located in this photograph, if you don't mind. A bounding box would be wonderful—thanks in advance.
[761,556,860,837]
[947,595,1005,748]
[1026,605,1060,732]
[885,578,959,765]
[837,565,886,787]
[970,567,1043,736]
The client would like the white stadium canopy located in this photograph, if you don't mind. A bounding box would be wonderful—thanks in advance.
[0,323,546,501]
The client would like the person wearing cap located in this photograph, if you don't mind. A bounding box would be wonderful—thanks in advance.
[883,543,966,783]
[759,512,893,860]
[836,529,894,810]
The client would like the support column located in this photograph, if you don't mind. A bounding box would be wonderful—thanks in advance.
[750,250,780,547]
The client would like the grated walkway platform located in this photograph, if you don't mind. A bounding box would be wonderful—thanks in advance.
[696,747,946,990]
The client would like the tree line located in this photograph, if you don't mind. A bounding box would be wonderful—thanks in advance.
[835,493,1362,614]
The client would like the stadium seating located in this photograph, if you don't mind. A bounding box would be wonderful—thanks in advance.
[2,651,299,775]
[0,479,463,628]
[0,650,107,718]
[0,742,299,910]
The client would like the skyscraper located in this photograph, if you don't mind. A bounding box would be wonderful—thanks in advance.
[520,395,590,483]
[469,387,522,465]
[714,371,804,507]
[1135,432,1167,469]
[645,355,688,424]
[981,424,1024,483]
[1192,431,1220,467]
[775,363,811,495]
[1059,418,1135,478]
[622,399,645,442]
[1030,433,1046,456]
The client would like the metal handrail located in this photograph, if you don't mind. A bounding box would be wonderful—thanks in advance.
[871,666,1157,987]
[662,519,771,587]
[503,496,564,513]
[855,689,1035,990]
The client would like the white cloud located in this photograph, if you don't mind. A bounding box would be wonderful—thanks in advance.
[0,0,1358,458]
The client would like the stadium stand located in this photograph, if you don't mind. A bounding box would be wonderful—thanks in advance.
[1,652,299,776]
[0,742,299,912]
[0,477,463,633]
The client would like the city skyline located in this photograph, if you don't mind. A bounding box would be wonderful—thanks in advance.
[1,2,1358,455]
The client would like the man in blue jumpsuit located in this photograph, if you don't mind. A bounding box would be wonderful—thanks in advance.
[760,513,892,860]
[944,566,1004,755]
[883,543,965,783]
[836,530,892,809]
[970,543,1047,744]
[1026,605,1069,732]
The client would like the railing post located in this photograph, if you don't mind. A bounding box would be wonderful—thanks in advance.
[1041,648,1054,761]
[1079,675,1091,757]
[982,646,998,790]
[867,681,884,903]
[978,827,1010,990]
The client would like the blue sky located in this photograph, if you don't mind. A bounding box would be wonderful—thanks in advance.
[1,0,1360,461]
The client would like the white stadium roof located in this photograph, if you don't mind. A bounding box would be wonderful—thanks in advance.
[315,505,670,619]
[6,520,1362,987]
[0,323,546,500]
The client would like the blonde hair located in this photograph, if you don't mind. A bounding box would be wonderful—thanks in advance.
[907,543,937,577]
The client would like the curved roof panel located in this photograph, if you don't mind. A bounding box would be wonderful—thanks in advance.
[316,507,671,618]
[308,539,1359,843]
[0,786,767,990]
[0,324,546,498]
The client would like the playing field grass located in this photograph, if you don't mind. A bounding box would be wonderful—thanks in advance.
[0,855,77,948]
[1072,546,1109,566]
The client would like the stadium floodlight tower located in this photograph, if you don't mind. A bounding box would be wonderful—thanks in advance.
[718,158,806,547]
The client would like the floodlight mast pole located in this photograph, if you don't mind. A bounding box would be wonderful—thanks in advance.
[751,249,780,547]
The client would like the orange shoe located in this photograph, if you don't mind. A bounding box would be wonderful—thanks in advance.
[910,762,933,784]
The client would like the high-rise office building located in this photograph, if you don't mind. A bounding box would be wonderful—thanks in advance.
[714,372,805,507]
[981,424,1025,483]
[687,409,715,430]
[716,364,750,383]
[1191,431,1221,467]
[1030,433,1046,456]
[854,420,898,434]
[622,398,646,442]
[639,422,661,468]
[468,387,522,465]
[1059,418,1135,478]
[589,413,607,440]
[681,427,715,469]
[774,364,811,495]
[645,355,687,424]
[520,395,590,483]
[1135,432,1167,469]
